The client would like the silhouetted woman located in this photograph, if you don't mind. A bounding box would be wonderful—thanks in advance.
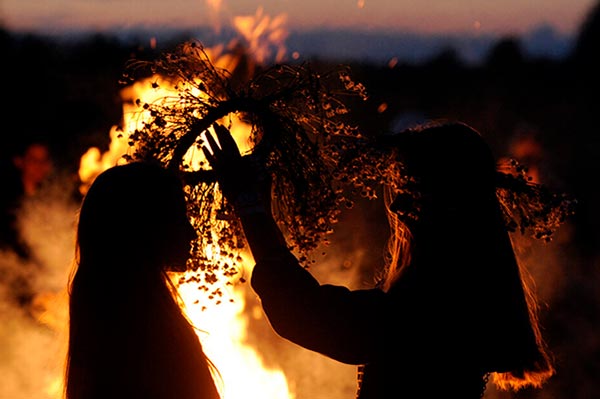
[203,121,555,398]
[65,161,222,399]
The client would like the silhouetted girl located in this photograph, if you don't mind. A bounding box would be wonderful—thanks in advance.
[203,121,555,399]
[65,161,221,399]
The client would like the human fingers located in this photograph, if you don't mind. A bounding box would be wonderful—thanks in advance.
[202,128,221,155]
[201,130,220,170]
[212,123,241,156]
[201,142,216,166]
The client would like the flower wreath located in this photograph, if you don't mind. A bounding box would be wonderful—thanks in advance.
[120,40,575,297]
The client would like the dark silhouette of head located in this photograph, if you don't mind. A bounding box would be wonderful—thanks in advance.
[76,161,196,274]
[66,161,220,399]
[389,121,497,210]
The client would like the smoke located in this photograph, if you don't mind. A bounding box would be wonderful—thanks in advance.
[0,174,79,399]
[0,283,66,399]
[1,152,588,399]
[0,165,373,399]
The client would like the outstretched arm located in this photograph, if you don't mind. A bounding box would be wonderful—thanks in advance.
[202,123,388,364]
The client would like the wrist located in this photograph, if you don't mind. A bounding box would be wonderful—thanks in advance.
[232,191,268,215]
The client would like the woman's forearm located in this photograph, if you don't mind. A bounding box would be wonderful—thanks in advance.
[237,209,290,262]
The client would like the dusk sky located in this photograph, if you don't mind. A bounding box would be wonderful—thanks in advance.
[1,0,596,36]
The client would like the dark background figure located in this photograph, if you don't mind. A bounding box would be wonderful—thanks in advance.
[203,121,559,399]
[65,161,222,399]
[0,136,54,258]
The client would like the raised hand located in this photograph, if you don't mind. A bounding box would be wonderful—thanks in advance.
[202,123,287,259]
[202,123,270,212]
[201,123,245,200]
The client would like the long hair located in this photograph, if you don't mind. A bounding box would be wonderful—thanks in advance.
[380,121,554,391]
[65,162,221,399]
